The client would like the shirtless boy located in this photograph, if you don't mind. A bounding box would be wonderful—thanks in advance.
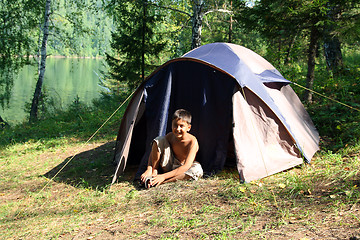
[140,109,203,188]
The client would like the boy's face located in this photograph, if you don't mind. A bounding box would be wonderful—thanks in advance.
[172,118,191,139]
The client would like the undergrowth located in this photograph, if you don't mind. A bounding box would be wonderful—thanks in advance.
[0,92,129,148]
[281,53,360,151]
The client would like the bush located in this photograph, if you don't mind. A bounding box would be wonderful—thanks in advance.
[0,93,129,148]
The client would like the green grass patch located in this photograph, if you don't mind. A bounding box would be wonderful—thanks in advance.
[1,125,360,239]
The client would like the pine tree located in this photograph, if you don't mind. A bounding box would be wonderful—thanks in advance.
[105,0,167,91]
[236,0,360,103]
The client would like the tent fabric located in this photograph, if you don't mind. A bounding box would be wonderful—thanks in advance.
[183,43,313,161]
[112,43,319,184]
[232,88,303,181]
[113,89,144,179]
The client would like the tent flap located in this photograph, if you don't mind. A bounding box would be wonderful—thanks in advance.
[233,88,303,182]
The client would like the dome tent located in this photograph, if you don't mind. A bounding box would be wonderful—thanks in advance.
[112,42,319,184]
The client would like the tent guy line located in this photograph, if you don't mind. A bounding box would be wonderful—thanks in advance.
[28,91,136,202]
[292,82,360,113]
[13,91,135,219]
[13,90,136,219]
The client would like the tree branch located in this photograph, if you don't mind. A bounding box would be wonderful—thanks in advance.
[147,2,192,17]
[205,9,233,16]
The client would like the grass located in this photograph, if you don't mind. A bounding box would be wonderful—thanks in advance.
[1,138,359,239]
[1,58,360,239]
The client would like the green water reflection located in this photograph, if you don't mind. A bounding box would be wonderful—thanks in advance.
[0,58,106,124]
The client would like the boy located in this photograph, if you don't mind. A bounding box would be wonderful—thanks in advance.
[140,109,203,188]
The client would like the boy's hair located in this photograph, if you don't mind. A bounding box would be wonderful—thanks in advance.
[172,109,192,124]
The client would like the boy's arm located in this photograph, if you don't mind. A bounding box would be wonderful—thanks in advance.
[151,139,198,186]
[140,142,160,183]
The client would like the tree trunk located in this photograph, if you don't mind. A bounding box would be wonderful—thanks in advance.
[304,26,320,103]
[324,35,343,73]
[29,0,51,122]
[228,1,233,43]
[284,33,297,65]
[191,0,204,49]
[324,0,343,74]
[0,115,8,128]
[141,0,146,82]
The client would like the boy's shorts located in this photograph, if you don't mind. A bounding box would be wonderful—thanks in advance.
[153,136,203,180]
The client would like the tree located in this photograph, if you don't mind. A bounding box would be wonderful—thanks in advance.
[235,0,360,103]
[105,0,167,90]
[304,26,320,103]
[29,0,102,122]
[105,0,235,91]
[29,0,51,122]
[191,0,205,49]
[322,0,360,73]
[188,0,232,49]
[235,0,307,64]
[200,0,235,44]
[0,0,42,124]
[1,0,113,124]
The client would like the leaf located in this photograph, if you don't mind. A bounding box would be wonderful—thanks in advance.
[345,190,352,196]
[279,183,286,189]
[251,181,263,187]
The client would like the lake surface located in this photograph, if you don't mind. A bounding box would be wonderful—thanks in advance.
[0,58,106,125]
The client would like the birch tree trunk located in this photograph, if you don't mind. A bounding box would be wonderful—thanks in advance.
[191,0,205,49]
[228,0,233,43]
[30,0,51,122]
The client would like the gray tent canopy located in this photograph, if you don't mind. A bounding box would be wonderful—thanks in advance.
[112,42,319,184]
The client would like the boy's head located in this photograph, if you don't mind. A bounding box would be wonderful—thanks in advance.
[172,109,192,125]
[171,109,192,139]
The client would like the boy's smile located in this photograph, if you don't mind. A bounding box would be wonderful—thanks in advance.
[172,119,191,140]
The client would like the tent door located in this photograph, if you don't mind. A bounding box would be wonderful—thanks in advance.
[224,124,237,168]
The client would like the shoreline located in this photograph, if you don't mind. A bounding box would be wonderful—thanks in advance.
[47,55,104,59]
[26,55,104,59]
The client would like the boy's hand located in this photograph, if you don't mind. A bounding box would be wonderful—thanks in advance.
[151,175,165,186]
[141,169,152,183]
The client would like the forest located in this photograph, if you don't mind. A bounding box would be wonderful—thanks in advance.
[1,0,360,147]
[1,0,360,239]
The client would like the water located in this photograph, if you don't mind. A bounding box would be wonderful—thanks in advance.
[0,58,107,125]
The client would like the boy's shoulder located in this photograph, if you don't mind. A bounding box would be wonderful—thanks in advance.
[187,133,198,142]
[165,132,198,143]
[165,132,173,140]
